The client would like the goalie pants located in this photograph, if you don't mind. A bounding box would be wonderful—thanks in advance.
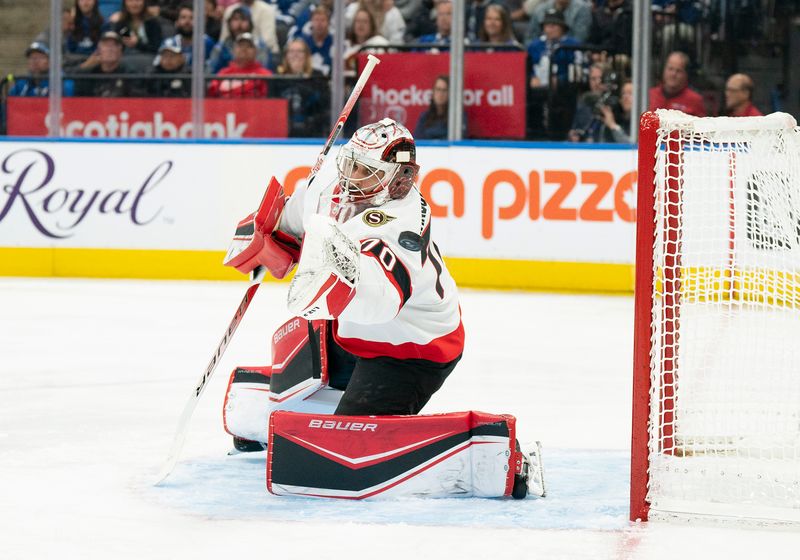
[325,328,460,416]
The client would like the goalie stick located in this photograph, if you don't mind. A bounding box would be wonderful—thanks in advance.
[154,54,381,485]
[154,266,266,484]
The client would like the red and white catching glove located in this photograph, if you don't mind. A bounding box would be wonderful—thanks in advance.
[287,214,360,321]
[223,177,300,279]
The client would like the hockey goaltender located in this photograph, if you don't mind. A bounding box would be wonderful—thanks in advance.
[222,118,545,500]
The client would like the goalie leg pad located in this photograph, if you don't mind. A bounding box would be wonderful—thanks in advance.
[266,410,520,499]
[223,318,343,443]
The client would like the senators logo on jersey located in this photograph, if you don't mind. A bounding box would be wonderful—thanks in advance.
[362,210,396,227]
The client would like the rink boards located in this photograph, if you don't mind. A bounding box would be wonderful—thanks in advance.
[0,138,637,293]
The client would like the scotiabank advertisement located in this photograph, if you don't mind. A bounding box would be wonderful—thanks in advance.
[6,97,288,138]
[0,140,636,265]
[357,53,526,139]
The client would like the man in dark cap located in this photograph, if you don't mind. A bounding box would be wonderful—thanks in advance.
[526,9,579,88]
[525,9,581,139]
[74,31,136,97]
[525,0,591,42]
[148,37,191,97]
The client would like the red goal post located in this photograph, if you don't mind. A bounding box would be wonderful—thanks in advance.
[631,109,800,523]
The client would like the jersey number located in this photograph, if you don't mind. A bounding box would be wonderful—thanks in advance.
[361,238,396,272]
[360,238,412,305]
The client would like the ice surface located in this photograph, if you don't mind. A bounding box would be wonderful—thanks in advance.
[2,278,800,559]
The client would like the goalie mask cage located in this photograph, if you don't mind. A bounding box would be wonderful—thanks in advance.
[631,110,800,524]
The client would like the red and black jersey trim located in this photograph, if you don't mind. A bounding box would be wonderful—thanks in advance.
[420,220,431,267]
[269,422,509,492]
[429,241,445,299]
[360,239,412,307]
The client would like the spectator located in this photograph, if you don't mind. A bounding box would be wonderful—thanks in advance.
[298,6,334,76]
[652,0,700,55]
[597,79,632,142]
[205,0,223,41]
[394,0,424,33]
[499,0,528,42]
[527,9,580,138]
[171,2,215,65]
[724,73,763,117]
[406,0,437,39]
[208,6,272,72]
[477,4,521,47]
[99,0,120,20]
[276,37,319,78]
[148,0,223,40]
[527,9,579,88]
[68,0,105,57]
[34,5,78,66]
[415,75,466,139]
[275,38,329,137]
[416,0,451,51]
[567,62,608,142]
[148,36,190,96]
[220,0,279,57]
[74,31,136,96]
[344,8,389,73]
[588,0,632,57]
[208,32,272,98]
[525,0,590,43]
[466,0,499,42]
[347,0,407,44]
[9,42,76,97]
[286,0,329,40]
[111,0,164,54]
[147,0,185,22]
[648,51,706,116]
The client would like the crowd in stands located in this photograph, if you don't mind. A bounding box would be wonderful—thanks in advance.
[1,0,768,140]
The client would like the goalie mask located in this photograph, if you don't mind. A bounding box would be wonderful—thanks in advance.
[330,118,419,221]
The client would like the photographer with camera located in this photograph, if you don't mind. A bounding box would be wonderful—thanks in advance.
[567,63,608,142]
[568,70,632,143]
[596,79,632,143]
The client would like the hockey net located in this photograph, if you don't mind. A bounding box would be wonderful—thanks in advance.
[631,110,800,523]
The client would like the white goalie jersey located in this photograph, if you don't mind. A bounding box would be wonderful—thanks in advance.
[279,178,464,364]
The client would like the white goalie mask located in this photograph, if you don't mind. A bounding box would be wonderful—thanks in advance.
[329,118,419,221]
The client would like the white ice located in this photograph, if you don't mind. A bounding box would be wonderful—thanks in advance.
[2,277,800,559]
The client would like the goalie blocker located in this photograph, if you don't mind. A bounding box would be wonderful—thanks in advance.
[223,176,301,279]
[268,410,544,499]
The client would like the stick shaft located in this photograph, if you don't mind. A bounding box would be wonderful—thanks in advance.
[154,266,266,485]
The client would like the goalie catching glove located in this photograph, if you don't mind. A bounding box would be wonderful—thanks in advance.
[287,213,360,321]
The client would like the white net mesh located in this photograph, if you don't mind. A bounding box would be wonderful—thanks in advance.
[646,110,800,522]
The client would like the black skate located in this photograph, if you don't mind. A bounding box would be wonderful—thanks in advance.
[512,441,546,499]
[229,436,267,454]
